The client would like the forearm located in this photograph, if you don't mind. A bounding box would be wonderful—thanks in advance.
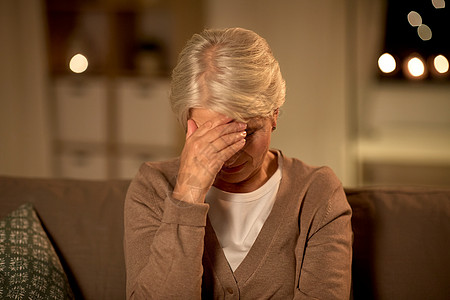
[130,224,205,299]
[295,186,353,299]
[125,192,209,299]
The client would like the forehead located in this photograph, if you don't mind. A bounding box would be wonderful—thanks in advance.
[246,117,269,128]
[190,108,270,127]
[190,108,226,125]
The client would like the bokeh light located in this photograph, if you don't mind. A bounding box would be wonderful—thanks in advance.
[434,55,449,74]
[69,54,88,73]
[407,57,425,78]
[407,11,422,27]
[378,53,396,73]
[417,24,432,41]
[432,0,446,9]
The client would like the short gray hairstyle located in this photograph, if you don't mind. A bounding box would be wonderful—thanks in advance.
[170,27,286,131]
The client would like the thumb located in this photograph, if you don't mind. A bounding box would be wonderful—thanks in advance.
[186,119,198,139]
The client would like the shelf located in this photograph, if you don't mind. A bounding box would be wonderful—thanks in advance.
[45,0,204,179]
[45,0,205,76]
[358,128,450,165]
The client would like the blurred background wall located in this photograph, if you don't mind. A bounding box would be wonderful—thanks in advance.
[0,0,52,178]
[1,0,449,188]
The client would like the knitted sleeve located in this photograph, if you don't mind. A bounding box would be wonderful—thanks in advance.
[124,162,209,299]
[295,168,353,300]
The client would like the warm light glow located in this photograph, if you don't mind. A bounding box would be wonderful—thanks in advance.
[407,57,425,77]
[417,24,432,41]
[432,0,445,9]
[378,53,396,73]
[407,11,422,27]
[69,54,88,73]
[434,55,449,74]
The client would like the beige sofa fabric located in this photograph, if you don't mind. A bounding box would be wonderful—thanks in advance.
[0,176,130,300]
[1,176,449,299]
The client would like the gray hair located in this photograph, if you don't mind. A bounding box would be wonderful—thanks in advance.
[170,27,286,131]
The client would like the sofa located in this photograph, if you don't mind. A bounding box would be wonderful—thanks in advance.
[0,175,449,299]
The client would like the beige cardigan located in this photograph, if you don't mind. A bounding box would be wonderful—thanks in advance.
[124,151,353,299]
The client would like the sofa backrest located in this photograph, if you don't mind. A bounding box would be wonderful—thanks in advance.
[1,176,449,299]
[347,187,450,300]
[0,176,130,300]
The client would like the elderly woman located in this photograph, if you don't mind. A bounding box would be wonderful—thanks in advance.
[124,28,352,299]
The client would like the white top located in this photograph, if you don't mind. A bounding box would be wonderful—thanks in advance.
[205,153,283,271]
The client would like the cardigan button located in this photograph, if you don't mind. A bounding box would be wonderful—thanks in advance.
[226,287,234,294]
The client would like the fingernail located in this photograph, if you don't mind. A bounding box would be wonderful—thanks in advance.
[240,131,247,137]
[239,123,247,129]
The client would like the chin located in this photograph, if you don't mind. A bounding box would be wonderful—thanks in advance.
[215,170,250,185]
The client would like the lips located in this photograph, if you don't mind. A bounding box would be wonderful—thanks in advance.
[221,162,247,173]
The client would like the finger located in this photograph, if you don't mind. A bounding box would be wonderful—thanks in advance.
[196,121,247,144]
[192,138,246,180]
[198,129,246,159]
[186,119,198,139]
[194,115,234,136]
[210,130,247,153]
[212,115,234,127]
[216,138,246,165]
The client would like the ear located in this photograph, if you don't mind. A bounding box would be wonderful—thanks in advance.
[271,108,279,130]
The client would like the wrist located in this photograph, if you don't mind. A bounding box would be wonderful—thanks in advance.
[173,184,207,204]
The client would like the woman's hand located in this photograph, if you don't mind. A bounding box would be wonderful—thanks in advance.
[173,116,247,203]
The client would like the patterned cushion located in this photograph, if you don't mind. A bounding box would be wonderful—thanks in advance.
[0,203,74,299]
